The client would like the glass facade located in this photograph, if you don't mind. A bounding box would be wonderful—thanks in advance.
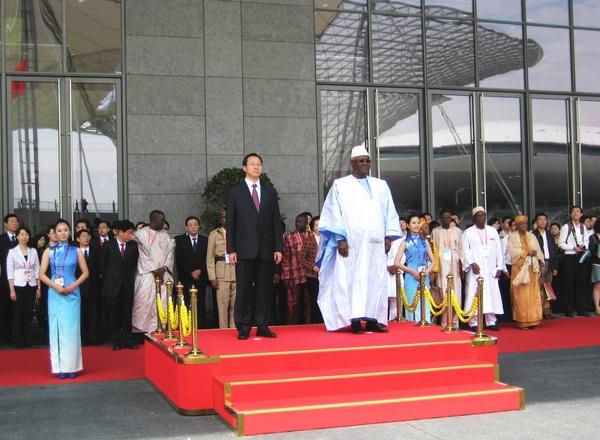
[1,0,122,234]
[315,0,600,222]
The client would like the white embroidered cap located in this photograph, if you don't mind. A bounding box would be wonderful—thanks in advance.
[350,145,369,158]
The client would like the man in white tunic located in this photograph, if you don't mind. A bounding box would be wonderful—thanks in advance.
[132,210,175,334]
[432,209,462,327]
[317,146,400,333]
[462,206,505,330]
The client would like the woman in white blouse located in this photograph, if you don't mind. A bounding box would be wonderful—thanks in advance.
[7,226,41,348]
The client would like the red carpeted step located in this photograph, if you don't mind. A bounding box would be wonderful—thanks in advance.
[217,360,497,406]
[225,382,523,435]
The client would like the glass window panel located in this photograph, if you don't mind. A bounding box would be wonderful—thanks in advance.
[526,0,568,26]
[573,0,600,29]
[431,94,474,222]
[372,14,423,85]
[314,0,367,11]
[482,97,523,219]
[9,81,60,234]
[70,83,119,223]
[4,0,63,72]
[426,19,475,87]
[477,0,522,22]
[527,26,571,91]
[315,12,369,82]
[425,0,473,17]
[320,90,367,194]
[477,23,525,89]
[531,98,570,224]
[579,100,600,217]
[377,92,421,214]
[574,30,600,93]
[66,0,122,74]
[372,0,421,14]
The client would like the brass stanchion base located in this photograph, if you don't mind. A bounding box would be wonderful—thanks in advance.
[416,321,431,327]
[395,317,408,322]
[153,328,164,336]
[472,333,496,346]
[186,348,203,359]
[163,333,177,342]
[443,325,458,332]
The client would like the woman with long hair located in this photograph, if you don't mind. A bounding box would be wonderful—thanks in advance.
[39,219,89,379]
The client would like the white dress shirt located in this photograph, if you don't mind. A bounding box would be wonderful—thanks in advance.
[558,221,589,255]
[245,177,261,202]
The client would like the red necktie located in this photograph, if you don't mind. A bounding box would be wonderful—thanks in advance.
[252,184,260,212]
[120,242,125,257]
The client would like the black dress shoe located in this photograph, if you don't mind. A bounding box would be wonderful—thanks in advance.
[365,322,389,333]
[256,327,277,338]
[112,343,123,351]
[469,326,477,332]
[486,324,500,331]
[351,320,364,334]
[125,342,139,350]
[237,330,249,340]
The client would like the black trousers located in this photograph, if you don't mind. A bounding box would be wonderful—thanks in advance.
[306,277,323,324]
[182,282,213,329]
[11,285,35,348]
[106,291,134,344]
[235,258,274,331]
[0,284,12,343]
[560,255,586,314]
[80,289,102,344]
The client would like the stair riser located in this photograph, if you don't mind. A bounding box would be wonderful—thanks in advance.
[226,366,496,405]
[218,343,497,377]
[237,389,523,435]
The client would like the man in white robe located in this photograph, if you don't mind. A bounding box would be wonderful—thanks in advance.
[317,145,400,333]
[432,209,462,327]
[462,206,505,330]
[132,210,175,334]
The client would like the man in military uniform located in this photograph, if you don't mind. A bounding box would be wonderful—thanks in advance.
[207,211,236,328]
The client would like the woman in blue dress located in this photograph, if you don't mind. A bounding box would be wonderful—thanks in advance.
[39,219,88,379]
[394,214,435,323]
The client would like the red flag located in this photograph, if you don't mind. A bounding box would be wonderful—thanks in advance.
[11,59,29,99]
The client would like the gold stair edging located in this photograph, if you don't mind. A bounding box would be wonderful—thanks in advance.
[145,334,221,364]
[229,384,524,435]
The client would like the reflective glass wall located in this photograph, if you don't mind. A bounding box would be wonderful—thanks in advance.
[1,0,123,234]
[315,0,600,223]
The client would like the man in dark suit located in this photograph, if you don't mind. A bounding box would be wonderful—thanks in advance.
[1,214,19,343]
[76,229,102,345]
[100,220,140,350]
[226,153,283,340]
[175,216,210,328]
[533,213,558,318]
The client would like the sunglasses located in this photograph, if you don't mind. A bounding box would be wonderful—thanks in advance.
[355,158,371,164]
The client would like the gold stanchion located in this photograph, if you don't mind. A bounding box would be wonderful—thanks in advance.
[153,275,164,335]
[395,270,406,321]
[473,275,493,345]
[417,271,430,327]
[443,273,458,332]
[186,285,202,359]
[175,282,189,348]
[163,280,176,341]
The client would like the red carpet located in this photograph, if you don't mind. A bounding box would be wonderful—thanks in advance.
[0,345,145,388]
[497,316,600,354]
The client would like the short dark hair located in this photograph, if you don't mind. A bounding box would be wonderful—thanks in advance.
[46,225,55,234]
[243,153,263,166]
[149,210,165,223]
[488,217,500,226]
[115,220,135,232]
[581,215,590,223]
[97,220,110,229]
[534,212,547,223]
[399,217,407,222]
[185,216,200,226]
[309,215,320,230]
[439,208,452,216]
[163,220,170,229]
[3,213,18,224]
[501,216,513,223]
[75,229,91,239]
[550,222,561,230]
[15,226,31,238]
[75,218,91,228]
[135,221,147,229]
[570,205,582,213]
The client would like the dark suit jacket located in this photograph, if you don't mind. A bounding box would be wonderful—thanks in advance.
[77,246,101,299]
[533,229,557,272]
[226,180,283,260]
[0,233,17,290]
[175,234,209,289]
[99,239,139,299]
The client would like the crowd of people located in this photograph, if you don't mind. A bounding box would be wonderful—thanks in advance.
[2,152,600,377]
